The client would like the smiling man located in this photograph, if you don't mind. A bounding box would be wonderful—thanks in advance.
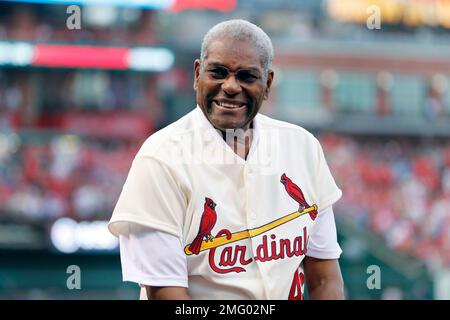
[192,30,273,161]
[195,33,272,131]
[109,19,345,300]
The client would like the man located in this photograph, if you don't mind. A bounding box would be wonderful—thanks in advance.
[108,19,344,300]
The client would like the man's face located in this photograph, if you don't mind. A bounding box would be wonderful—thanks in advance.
[194,37,274,131]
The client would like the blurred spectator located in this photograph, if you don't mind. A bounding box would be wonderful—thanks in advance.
[423,75,448,121]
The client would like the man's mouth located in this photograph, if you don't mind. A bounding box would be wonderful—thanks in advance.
[212,100,247,110]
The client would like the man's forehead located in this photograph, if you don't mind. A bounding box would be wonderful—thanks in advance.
[204,37,263,70]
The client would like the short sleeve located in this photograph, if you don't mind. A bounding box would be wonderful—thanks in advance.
[307,206,342,259]
[108,155,187,238]
[315,139,342,210]
[119,224,188,288]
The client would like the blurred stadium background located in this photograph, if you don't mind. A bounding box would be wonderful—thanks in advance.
[0,0,449,300]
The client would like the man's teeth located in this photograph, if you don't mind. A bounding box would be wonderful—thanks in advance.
[216,101,243,108]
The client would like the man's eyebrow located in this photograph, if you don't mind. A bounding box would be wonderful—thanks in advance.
[207,62,225,67]
[207,62,262,73]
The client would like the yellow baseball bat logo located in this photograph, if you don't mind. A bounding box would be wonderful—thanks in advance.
[184,204,318,255]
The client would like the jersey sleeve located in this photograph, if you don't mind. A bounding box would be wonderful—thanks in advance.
[108,155,187,238]
[315,139,342,210]
[119,224,188,288]
[306,206,342,259]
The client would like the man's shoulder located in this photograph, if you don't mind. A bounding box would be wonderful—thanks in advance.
[136,108,198,158]
[257,113,318,142]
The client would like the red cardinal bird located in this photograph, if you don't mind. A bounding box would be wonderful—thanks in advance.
[189,197,217,255]
[280,173,317,221]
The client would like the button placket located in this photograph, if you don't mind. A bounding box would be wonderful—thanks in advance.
[242,164,270,299]
[245,164,257,222]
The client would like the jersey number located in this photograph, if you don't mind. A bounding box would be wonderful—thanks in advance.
[288,270,305,300]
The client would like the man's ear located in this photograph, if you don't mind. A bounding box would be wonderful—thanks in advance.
[193,59,201,91]
[264,69,274,100]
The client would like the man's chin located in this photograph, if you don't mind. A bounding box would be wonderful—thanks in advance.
[211,118,250,131]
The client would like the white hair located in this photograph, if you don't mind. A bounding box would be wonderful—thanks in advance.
[200,19,274,78]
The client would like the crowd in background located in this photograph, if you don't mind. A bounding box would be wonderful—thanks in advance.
[0,133,139,223]
[0,3,158,45]
[321,133,450,268]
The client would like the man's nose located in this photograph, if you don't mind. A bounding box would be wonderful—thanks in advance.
[221,75,242,95]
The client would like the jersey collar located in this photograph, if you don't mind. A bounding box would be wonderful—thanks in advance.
[193,105,261,161]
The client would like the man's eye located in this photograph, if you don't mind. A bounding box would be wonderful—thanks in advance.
[237,72,258,83]
[209,68,227,79]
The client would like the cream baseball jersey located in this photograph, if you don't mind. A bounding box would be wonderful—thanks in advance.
[108,106,342,299]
